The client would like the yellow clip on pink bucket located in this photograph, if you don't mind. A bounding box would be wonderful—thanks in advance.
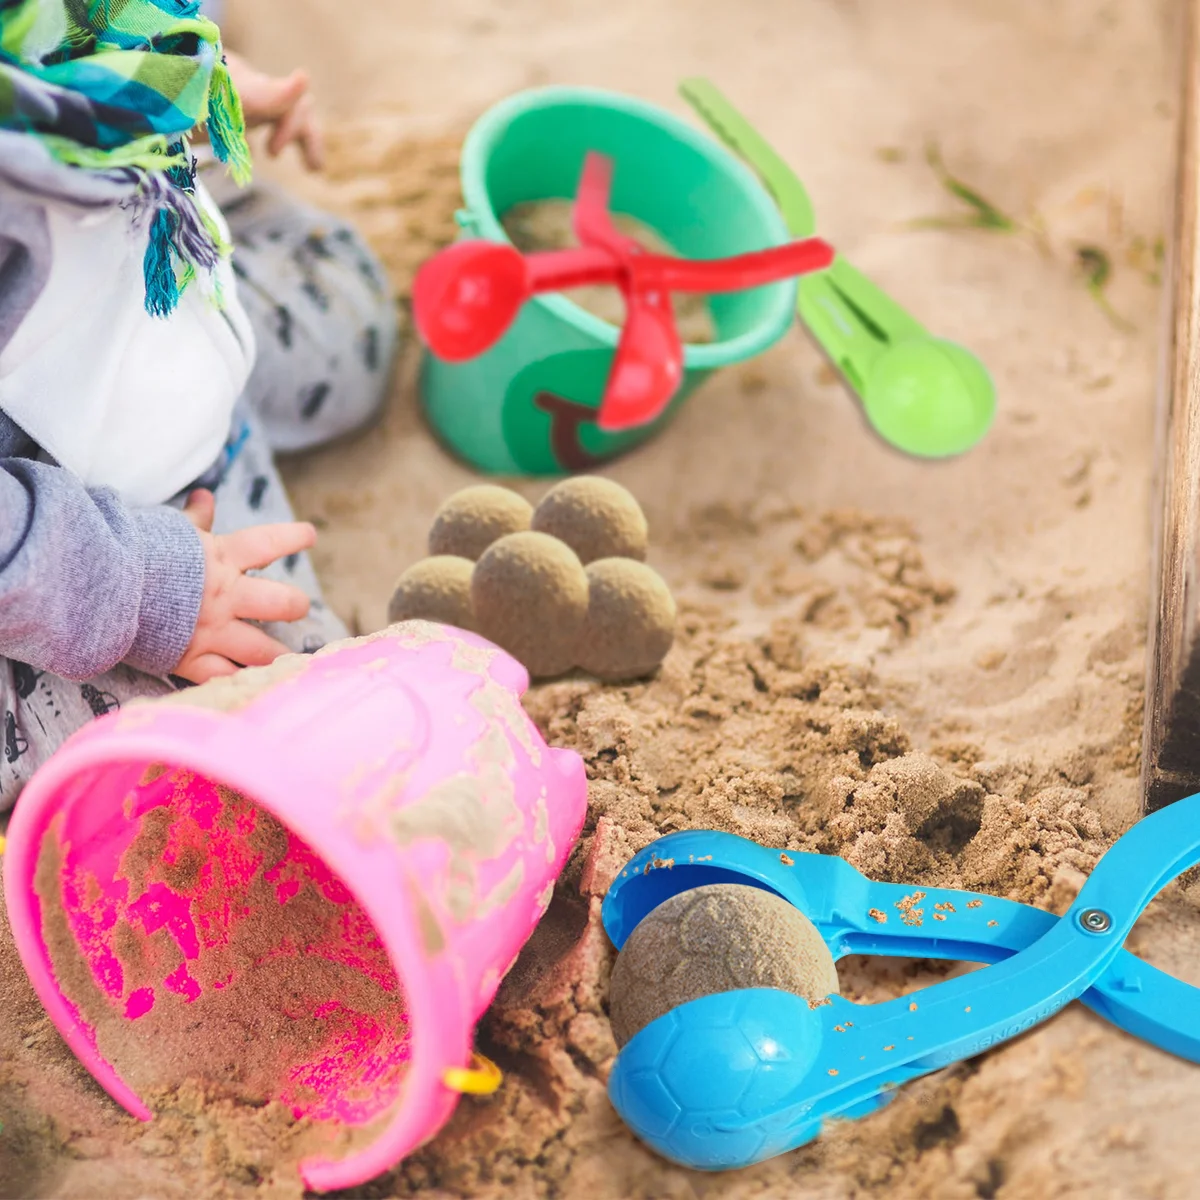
[2,621,587,1191]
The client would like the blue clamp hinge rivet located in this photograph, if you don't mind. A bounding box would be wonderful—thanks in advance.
[1079,908,1112,934]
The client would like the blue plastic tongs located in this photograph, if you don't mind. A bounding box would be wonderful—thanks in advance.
[602,798,1200,1171]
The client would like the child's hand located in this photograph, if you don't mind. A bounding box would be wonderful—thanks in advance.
[223,50,325,171]
[174,489,318,685]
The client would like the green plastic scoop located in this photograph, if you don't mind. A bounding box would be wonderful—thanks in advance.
[679,78,996,459]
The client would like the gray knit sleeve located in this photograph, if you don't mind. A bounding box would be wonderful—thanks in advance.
[0,458,205,680]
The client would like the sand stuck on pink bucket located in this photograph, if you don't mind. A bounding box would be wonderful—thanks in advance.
[34,767,405,1165]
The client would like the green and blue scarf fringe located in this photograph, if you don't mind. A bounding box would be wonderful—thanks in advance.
[0,0,252,317]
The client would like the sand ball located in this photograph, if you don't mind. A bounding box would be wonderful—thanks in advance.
[471,531,589,678]
[386,556,476,630]
[608,883,839,1048]
[428,485,533,561]
[531,476,648,564]
[576,558,675,682]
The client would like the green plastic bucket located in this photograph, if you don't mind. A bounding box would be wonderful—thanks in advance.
[419,86,799,475]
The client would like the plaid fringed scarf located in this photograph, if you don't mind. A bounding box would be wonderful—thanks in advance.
[0,0,252,316]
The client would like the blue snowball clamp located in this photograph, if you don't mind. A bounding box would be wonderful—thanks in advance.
[601,798,1200,1170]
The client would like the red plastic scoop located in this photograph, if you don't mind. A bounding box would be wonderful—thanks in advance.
[413,152,835,431]
[569,153,682,432]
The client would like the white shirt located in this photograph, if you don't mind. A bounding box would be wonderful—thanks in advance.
[0,179,256,507]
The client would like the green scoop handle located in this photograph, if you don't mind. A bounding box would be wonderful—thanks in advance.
[679,77,995,458]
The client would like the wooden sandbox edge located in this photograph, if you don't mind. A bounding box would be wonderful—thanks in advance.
[1142,0,1200,810]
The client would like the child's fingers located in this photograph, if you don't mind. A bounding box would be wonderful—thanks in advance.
[297,103,325,171]
[254,70,309,122]
[266,91,310,158]
[183,488,217,532]
[225,520,317,572]
[213,620,295,669]
[175,652,240,685]
[232,575,312,624]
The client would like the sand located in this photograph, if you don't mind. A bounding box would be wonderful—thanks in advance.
[575,558,676,682]
[531,479,649,566]
[607,883,841,1047]
[471,531,591,677]
[36,790,406,1118]
[2,0,1198,1197]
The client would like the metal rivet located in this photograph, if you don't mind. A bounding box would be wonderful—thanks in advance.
[1080,908,1112,934]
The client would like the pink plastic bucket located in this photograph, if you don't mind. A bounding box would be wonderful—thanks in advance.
[2,621,587,1191]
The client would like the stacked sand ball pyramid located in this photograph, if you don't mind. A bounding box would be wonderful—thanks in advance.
[387,477,676,682]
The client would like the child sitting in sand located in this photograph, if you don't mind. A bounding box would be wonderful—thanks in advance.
[0,0,398,811]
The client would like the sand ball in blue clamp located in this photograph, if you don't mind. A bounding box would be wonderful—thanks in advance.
[607,884,840,1169]
[609,884,838,1044]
